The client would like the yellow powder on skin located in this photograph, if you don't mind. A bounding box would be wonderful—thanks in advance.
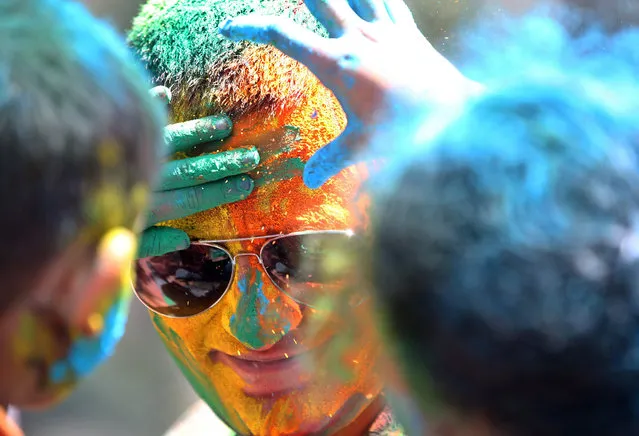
[151,48,382,434]
[161,74,358,240]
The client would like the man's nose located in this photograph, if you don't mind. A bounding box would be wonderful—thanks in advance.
[224,255,302,350]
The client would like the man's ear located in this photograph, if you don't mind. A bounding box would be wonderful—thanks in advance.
[0,228,137,409]
[27,228,137,336]
[69,228,137,336]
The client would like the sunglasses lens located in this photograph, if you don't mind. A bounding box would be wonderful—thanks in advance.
[134,245,232,317]
[261,233,353,305]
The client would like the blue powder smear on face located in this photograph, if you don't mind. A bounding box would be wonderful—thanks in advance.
[49,295,131,384]
[229,270,285,349]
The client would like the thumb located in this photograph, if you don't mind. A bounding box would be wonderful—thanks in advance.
[303,127,365,189]
[137,226,190,259]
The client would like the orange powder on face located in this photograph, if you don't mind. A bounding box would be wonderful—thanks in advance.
[153,50,382,435]
[162,74,362,240]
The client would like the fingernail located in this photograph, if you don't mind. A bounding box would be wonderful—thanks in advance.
[236,175,254,193]
[240,147,260,167]
[219,18,233,32]
[215,116,232,132]
[222,176,253,194]
[164,231,190,252]
[149,86,172,105]
[303,169,323,189]
[222,176,254,201]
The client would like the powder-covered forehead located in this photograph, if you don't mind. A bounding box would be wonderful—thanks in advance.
[160,84,366,240]
[129,0,367,240]
[153,47,365,239]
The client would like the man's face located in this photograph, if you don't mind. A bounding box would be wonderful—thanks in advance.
[143,84,383,435]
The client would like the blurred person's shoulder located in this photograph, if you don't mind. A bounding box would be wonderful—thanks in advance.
[164,401,235,436]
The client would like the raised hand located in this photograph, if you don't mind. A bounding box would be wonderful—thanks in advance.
[219,0,482,188]
[138,87,259,258]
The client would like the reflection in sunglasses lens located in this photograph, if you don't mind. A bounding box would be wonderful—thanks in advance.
[261,233,351,305]
[134,245,233,317]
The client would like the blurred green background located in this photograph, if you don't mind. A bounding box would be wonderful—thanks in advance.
[21,0,631,435]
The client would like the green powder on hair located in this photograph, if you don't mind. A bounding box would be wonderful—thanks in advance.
[128,0,327,88]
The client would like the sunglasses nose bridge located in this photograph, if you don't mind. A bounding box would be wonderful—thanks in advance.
[230,252,263,266]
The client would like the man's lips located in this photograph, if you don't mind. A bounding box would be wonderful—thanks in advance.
[217,352,310,397]
[209,335,324,398]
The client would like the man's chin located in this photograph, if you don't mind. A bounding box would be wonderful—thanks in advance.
[213,388,377,436]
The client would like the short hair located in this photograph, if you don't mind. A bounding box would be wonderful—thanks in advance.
[0,0,163,312]
[128,0,326,122]
[370,77,639,436]
[128,0,362,242]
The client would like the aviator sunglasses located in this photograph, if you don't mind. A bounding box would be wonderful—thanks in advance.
[134,230,356,318]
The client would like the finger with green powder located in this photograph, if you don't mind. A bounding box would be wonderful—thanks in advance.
[138,86,259,258]
[149,85,234,154]
[159,147,260,191]
[164,114,233,154]
[138,152,259,257]
[146,174,254,226]
[137,226,190,258]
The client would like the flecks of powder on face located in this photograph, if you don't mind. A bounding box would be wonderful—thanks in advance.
[151,63,380,434]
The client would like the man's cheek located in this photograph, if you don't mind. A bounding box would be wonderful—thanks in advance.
[150,313,248,432]
[149,313,217,384]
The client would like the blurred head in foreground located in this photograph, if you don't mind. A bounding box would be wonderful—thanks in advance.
[369,68,639,435]
[0,0,162,408]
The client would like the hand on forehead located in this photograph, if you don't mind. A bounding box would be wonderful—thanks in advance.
[220,0,481,188]
[158,104,365,240]
[133,0,369,244]
[139,87,258,258]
